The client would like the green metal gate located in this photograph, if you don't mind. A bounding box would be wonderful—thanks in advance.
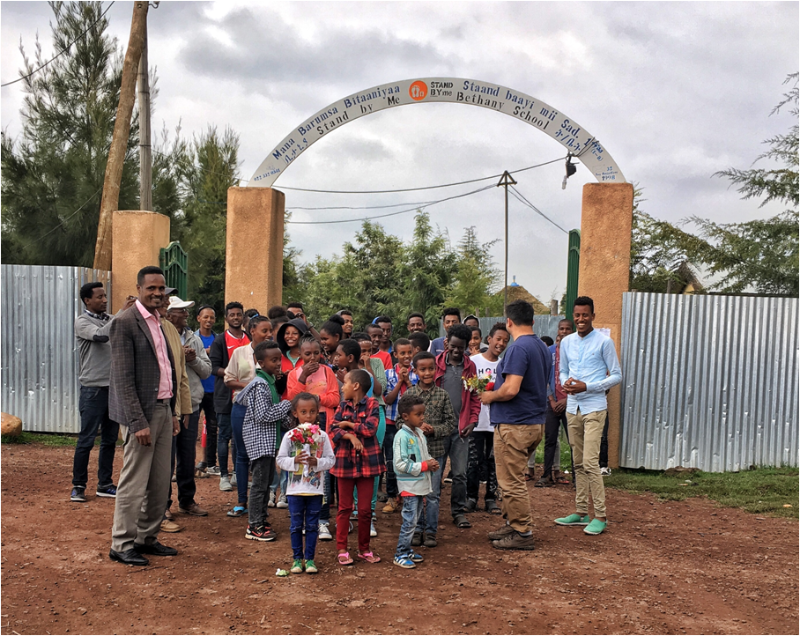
[565,229,580,323]
[159,241,188,299]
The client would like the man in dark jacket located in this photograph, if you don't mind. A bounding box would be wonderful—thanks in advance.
[109,266,180,566]
[208,301,249,491]
[433,323,481,529]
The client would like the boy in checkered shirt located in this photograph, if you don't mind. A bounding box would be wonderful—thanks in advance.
[330,368,386,564]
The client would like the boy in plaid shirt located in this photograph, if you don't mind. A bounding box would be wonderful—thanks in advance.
[236,341,292,542]
[405,351,456,548]
[330,368,386,564]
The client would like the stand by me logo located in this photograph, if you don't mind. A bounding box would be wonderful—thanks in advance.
[409,80,428,101]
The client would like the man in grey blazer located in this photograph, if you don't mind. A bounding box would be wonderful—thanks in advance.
[109,266,180,566]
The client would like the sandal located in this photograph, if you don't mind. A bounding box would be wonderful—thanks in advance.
[486,500,502,515]
[535,477,554,488]
[524,473,534,482]
[226,505,247,517]
[555,475,571,485]
[337,552,354,565]
[454,514,472,528]
[357,551,381,563]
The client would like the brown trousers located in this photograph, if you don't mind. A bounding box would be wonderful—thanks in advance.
[567,408,607,518]
[111,402,173,552]
[494,424,543,533]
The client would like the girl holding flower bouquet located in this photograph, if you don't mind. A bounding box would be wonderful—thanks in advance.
[276,393,335,574]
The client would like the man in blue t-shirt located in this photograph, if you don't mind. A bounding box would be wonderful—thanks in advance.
[480,300,551,550]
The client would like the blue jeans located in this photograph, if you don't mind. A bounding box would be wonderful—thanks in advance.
[288,495,323,560]
[72,386,119,489]
[417,430,469,535]
[395,495,424,558]
[230,403,250,505]
[217,412,233,477]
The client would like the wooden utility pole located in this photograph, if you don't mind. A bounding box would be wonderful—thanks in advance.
[93,1,149,271]
[138,19,152,211]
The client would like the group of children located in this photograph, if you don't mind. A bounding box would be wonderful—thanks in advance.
[211,304,510,573]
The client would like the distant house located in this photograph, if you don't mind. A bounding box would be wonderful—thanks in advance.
[494,276,551,314]
[673,261,758,295]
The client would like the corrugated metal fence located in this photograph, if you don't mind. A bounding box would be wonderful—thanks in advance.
[439,315,566,341]
[620,292,798,471]
[2,265,112,434]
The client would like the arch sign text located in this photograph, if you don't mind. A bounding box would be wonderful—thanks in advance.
[248,77,625,187]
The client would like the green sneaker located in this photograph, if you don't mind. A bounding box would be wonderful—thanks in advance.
[584,518,607,535]
[290,559,304,574]
[305,560,318,574]
[554,513,591,526]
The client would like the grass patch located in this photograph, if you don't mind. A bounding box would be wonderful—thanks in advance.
[605,467,799,519]
[2,431,79,446]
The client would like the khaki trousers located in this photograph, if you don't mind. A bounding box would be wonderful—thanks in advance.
[111,402,173,552]
[494,424,543,533]
[567,408,607,518]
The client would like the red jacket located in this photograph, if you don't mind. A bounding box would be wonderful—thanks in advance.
[434,352,481,434]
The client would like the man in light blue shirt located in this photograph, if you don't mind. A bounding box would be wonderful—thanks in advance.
[554,296,621,536]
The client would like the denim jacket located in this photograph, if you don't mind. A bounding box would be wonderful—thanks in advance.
[393,424,433,496]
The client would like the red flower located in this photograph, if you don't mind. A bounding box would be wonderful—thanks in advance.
[486,382,495,391]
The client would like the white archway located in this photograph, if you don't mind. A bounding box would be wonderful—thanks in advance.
[248,77,625,187]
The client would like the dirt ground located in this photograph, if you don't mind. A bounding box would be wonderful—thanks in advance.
[1,442,797,635]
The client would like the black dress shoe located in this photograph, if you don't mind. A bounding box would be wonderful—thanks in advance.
[109,548,149,566]
[133,541,177,556]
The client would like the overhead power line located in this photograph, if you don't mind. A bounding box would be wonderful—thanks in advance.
[278,157,565,194]
[1,2,116,88]
[508,184,568,234]
[285,184,495,225]
[22,185,104,249]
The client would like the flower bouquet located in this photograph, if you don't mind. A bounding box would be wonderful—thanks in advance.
[288,424,323,474]
[463,370,495,394]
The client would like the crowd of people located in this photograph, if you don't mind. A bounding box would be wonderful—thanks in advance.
[72,265,621,571]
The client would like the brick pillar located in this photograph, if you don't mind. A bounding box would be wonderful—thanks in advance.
[110,210,170,312]
[225,187,285,313]
[578,183,633,468]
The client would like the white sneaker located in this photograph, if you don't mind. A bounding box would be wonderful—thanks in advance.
[600,467,612,477]
[268,491,276,508]
[206,466,221,476]
[277,493,288,509]
[370,518,378,538]
[219,475,233,492]
[230,473,238,486]
[318,522,332,541]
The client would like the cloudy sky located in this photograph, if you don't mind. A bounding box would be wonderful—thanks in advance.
[2,1,797,304]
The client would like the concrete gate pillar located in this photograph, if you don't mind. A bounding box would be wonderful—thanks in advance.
[111,210,171,312]
[225,187,285,313]
[578,183,634,469]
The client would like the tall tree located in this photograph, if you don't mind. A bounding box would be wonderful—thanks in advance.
[445,226,503,316]
[703,72,799,295]
[1,1,140,266]
[178,126,240,318]
[398,212,457,336]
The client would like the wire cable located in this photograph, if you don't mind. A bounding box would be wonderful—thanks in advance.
[278,157,564,194]
[1,2,116,88]
[508,185,568,234]
[286,184,495,225]
[21,185,104,248]
[286,197,438,212]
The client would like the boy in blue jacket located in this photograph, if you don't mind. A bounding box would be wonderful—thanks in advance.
[392,393,440,568]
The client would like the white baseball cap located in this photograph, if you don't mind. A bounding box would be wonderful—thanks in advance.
[167,296,195,311]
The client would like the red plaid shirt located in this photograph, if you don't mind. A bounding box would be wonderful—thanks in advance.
[330,396,386,479]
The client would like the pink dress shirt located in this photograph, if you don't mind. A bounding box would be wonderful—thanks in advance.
[135,300,173,399]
